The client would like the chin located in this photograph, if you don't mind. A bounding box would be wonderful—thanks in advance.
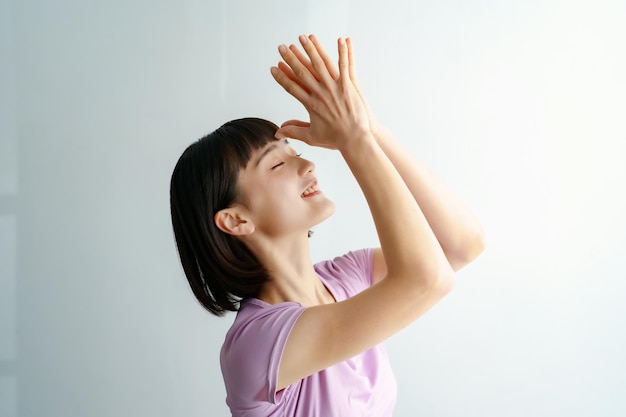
[314,200,336,225]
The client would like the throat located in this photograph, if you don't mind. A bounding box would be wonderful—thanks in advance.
[258,272,336,307]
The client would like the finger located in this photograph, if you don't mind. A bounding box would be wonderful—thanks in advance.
[271,63,311,106]
[346,37,359,85]
[337,37,349,83]
[278,43,320,95]
[289,41,321,83]
[277,61,311,95]
[299,34,334,84]
[281,119,311,128]
[309,34,339,80]
[275,125,312,143]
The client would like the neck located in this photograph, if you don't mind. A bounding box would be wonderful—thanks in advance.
[243,232,335,307]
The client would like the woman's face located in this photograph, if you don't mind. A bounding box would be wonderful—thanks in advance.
[235,138,336,238]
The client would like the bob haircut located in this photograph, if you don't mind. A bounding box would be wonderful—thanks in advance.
[170,117,279,316]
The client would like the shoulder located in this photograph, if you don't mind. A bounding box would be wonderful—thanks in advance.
[314,248,375,300]
[220,300,306,404]
[222,299,305,362]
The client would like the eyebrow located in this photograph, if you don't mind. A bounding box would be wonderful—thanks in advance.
[254,139,288,167]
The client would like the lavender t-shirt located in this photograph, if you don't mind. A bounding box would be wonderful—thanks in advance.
[220,249,397,417]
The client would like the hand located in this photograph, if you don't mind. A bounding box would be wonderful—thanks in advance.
[270,35,371,151]
[343,38,386,140]
[273,36,386,144]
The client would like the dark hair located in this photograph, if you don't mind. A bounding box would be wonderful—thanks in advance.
[170,118,278,316]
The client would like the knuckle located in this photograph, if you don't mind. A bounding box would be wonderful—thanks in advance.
[294,65,307,79]
[284,83,296,95]
[312,59,325,72]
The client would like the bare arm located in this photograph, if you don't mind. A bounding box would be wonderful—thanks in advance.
[281,37,486,277]
[271,35,455,390]
[371,126,486,274]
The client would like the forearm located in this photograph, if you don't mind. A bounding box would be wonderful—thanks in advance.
[373,125,485,270]
[339,134,453,284]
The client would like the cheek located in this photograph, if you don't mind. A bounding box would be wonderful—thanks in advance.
[239,173,300,218]
[246,182,290,216]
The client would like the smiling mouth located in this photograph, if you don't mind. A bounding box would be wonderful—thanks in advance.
[301,183,320,197]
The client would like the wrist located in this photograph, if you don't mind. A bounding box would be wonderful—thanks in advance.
[369,120,390,144]
[338,131,378,160]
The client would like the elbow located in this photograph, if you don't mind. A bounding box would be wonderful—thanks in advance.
[389,260,455,321]
[466,229,487,262]
[436,264,456,296]
[449,227,487,271]
[415,261,456,297]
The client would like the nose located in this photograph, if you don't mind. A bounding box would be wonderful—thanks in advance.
[297,156,315,176]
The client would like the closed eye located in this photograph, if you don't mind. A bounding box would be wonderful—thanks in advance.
[268,142,301,170]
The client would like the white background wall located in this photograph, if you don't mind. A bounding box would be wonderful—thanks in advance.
[1,0,625,416]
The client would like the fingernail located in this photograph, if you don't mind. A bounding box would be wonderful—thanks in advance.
[278,44,287,54]
[299,34,308,44]
[270,66,278,75]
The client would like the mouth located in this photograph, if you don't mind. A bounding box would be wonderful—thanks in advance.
[301,181,321,198]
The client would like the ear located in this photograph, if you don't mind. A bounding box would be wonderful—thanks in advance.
[214,206,255,236]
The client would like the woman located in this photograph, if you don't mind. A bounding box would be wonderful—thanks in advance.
[170,35,485,416]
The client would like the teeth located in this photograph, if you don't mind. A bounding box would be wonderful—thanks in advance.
[301,185,319,197]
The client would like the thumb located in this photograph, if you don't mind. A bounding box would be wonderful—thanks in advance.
[280,119,311,129]
[275,120,312,142]
[275,125,311,143]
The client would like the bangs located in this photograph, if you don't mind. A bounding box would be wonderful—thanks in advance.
[214,118,279,169]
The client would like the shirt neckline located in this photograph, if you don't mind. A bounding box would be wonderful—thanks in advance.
[243,273,340,309]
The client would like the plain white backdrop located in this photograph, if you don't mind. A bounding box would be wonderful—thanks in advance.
[1,0,626,416]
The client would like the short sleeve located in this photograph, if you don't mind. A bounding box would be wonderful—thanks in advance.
[220,301,306,411]
[314,248,375,301]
